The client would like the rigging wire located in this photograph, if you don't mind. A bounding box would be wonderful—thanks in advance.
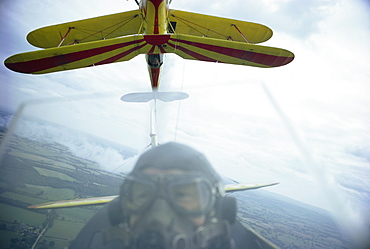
[110,144,150,173]
[170,14,236,41]
[62,15,139,45]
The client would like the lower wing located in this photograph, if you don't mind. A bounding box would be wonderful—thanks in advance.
[165,34,294,68]
[4,34,293,74]
[27,182,279,209]
[4,35,148,74]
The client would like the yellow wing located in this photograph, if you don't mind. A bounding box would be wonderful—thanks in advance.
[27,182,278,209]
[4,35,151,74]
[27,10,142,48]
[164,34,294,68]
[169,10,272,44]
[225,182,279,193]
[5,34,293,74]
[27,9,269,49]
[28,195,118,209]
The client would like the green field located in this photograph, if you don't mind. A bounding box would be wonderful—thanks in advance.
[0,203,45,226]
[0,230,23,249]
[22,184,76,200]
[37,187,76,201]
[41,237,70,249]
[0,132,124,248]
[57,207,99,222]
[46,219,85,240]
[0,191,46,206]
[33,166,78,182]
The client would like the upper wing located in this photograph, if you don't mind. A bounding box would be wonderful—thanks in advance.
[26,9,270,49]
[165,34,294,68]
[27,10,142,48]
[169,10,272,44]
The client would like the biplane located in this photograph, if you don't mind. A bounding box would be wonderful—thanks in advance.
[4,0,294,92]
[4,0,291,208]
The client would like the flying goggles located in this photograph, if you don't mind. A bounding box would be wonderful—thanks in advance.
[121,173,217,217]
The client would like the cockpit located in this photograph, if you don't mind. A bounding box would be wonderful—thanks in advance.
[147,54,163,69]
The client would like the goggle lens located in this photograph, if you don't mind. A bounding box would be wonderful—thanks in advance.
[169,180,212,214]
[123,174,214,216]
[126,181,154,211]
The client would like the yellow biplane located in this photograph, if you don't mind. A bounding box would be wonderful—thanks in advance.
[4,0,291,209]
[4,0,294,92]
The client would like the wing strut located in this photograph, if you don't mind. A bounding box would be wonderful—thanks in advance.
[231,24,250,43]
[58,27,74,47]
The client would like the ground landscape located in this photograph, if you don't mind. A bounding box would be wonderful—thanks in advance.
[0,129,352,248]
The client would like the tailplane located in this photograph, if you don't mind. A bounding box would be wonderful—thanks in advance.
[121,91,189,103]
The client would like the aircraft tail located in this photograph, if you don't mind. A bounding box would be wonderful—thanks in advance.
[121,91,189,103]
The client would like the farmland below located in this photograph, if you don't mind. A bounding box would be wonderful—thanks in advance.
[0,131,127,249]
[0,131,352,248]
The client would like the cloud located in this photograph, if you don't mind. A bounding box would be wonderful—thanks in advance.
[11,116,136,171]
[172,0,337,39]
[350,147,370,163]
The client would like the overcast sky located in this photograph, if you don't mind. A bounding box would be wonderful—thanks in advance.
[1,0,369,246]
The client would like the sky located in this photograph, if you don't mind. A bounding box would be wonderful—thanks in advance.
[1,0,369,246]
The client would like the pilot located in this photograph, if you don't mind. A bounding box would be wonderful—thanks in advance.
[147,54,163,68]
[69,143,278,249]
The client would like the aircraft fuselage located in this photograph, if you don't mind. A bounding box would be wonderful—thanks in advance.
[140,0,170,89]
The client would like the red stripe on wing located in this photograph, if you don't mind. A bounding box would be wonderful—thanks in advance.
[169,37,293,67]
[95,43,147,65]
[5,38,145,74]
[167,41,217,62]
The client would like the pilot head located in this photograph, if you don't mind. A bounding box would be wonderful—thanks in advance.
[112,142,236,249]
